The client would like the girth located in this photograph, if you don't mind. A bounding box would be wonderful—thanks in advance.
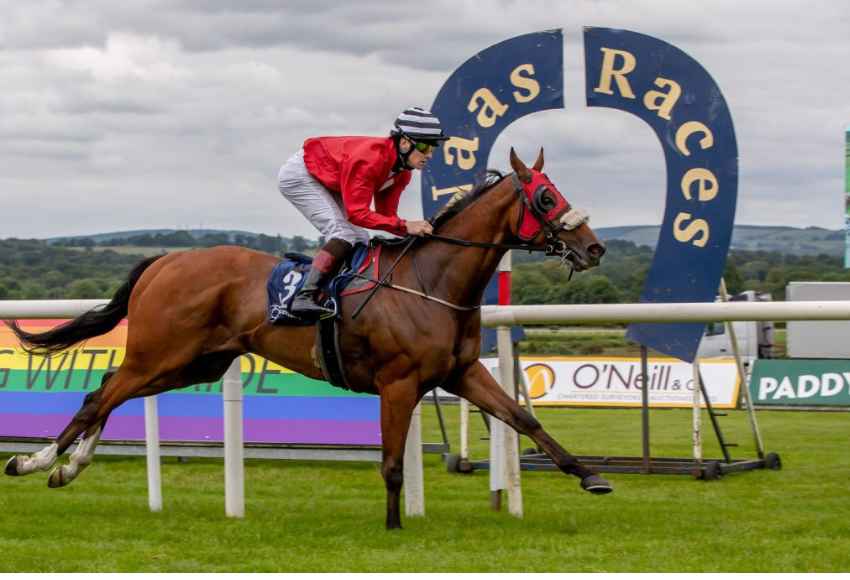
[314,316,352,391]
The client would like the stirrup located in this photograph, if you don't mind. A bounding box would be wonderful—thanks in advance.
[318,297,339,320]
[290,293,334,319]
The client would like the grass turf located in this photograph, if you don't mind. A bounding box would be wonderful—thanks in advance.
[0,405,847,572]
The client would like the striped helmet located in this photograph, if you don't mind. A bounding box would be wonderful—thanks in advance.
[392,107,449,143]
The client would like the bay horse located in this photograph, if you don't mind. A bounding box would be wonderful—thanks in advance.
[4,148,610,529]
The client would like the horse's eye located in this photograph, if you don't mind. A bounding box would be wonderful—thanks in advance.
[534,187,556,213]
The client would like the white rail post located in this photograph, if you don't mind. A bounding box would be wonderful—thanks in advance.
[403,402,425,517]
[459,398,470,461]
[692,361,703,464]
[496,325,523,518]
[223,357,245,518]
[488,385,505,510]
[144,396,162,512]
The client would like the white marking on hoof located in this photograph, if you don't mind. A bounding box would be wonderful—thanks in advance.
[7,443,58,476]
[48,427,102,488]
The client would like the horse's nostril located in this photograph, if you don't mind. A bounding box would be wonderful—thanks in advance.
[588,243,606,260]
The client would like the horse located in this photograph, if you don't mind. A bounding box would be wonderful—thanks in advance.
[4,148,610,529]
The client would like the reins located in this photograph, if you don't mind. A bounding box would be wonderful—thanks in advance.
[351,236,418,320]
[423,232,547,253]
[350,235,480,318]
[350,269,480,313]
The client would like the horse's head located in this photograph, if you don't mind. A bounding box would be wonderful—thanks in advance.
[509,148,605,271]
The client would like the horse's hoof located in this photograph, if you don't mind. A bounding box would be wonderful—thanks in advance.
[47,467,65,488]
[581,474,613,494]
[4,456,21,476]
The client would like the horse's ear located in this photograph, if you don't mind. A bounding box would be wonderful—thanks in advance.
[532,148,544,172]
[510,147,532,183]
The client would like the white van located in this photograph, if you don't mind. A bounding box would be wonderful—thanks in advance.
[696,290,774,363]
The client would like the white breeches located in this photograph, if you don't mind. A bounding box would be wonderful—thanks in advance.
[278,149,370,246]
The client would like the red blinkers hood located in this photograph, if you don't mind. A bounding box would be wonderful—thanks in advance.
[517,171,570,241]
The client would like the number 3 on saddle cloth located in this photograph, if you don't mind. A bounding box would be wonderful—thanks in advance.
[266,243,380,325]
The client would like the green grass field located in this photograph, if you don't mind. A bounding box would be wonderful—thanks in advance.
[0,405,848,572]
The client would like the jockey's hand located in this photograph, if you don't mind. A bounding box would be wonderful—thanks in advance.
[405,220,433,237]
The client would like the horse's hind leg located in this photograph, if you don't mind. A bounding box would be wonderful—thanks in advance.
[4,442,58,477]
[4,371,114,478]
[44,366,152,488]
[46,371,116,487]
[46,351,240,488]
[47,421,105,488]
[4,363,140,484]
[450,361,612,494]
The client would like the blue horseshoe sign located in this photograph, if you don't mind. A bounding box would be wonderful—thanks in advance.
[423,28,738,362]
[585,28,738,362]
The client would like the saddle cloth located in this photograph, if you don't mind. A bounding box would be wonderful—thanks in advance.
[266,242,382,325]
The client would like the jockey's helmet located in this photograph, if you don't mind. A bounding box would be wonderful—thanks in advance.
[392,107,449,145]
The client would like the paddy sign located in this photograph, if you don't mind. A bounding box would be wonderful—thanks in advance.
[749,359,850,407]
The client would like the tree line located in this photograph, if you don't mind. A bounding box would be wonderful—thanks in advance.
[511,239,850,304]
[2,237,849,301]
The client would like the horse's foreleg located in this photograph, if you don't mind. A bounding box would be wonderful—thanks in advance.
[451,361,612,494]
[378,379,420,530]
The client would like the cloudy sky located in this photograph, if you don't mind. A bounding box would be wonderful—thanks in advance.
[1,0,848,240]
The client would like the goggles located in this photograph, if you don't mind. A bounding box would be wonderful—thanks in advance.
[411,140,436,154]
[399,131,438,154]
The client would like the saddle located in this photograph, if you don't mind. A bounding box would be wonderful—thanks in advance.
[265,238,397,392]
[266,242,383,325]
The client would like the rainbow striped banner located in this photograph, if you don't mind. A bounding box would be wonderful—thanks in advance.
[0,321,380,446]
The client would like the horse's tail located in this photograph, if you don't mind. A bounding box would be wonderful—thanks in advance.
[6,254,165,356]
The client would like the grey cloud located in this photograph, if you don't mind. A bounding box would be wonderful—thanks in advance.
[55,95,163,115]
[0,1,848,239]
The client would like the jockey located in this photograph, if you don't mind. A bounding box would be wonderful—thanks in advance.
[278,106,449,319]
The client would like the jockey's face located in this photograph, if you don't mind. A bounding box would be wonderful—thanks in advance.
[400,137,433,171]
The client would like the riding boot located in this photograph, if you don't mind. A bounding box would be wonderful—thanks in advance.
[290,238,353,320]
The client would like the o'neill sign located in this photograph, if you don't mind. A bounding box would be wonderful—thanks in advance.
[482,356,740,408]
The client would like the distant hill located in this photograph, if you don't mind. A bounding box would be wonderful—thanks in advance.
[595,225,844,256]
[42,225,846,257]
[47,229,263,245]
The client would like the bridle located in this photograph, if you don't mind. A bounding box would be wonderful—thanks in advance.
[426,172,590,270]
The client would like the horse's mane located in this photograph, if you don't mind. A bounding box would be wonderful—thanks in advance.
[430,170,506,232]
